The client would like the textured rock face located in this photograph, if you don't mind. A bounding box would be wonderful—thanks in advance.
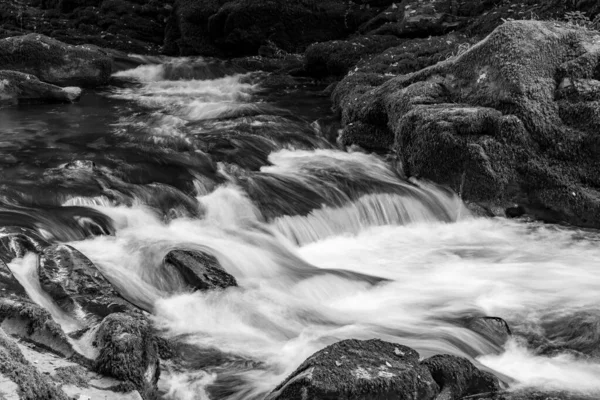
[38,244,134,322]
[0,33,111,87]
[266,339,440,400]
[336,20,600,228]
[161,249,237,293]
[0,70,80,104]
[93,313,160,398]
[267,339,501,400]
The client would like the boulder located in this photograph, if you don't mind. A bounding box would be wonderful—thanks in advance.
[472,389,598,400]
[265,339,440,400]
[464,316,512,348]
[337,20,600,228]
[38,244,135,323]
[160,249,237,293]
[421,354,500,399]
[0,33,111,87]
[0,70,81,104]
[93,312,160,399]
[0,327,69,400]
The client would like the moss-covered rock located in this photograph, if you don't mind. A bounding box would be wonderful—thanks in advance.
[0,328,68,400]
[0,70,81,105]
[338,20,600,228]
[0,33,111,87]
[266,339,440,400]
[93,313,160,399]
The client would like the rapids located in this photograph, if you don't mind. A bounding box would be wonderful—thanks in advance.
[0,57,599,399]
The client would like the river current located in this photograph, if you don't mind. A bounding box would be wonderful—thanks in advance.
[1,58,599,399]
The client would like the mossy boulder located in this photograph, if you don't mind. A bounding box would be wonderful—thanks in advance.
[0,70,81,105]
[266,339,440,400]
[0,33,111,87]
[93,313,160,398]
[338,20,600,228]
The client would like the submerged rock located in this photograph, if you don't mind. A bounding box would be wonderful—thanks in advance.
[465,316,512,348]
[337,20,600,228]
[39,244,134,323]
[93,313,160,398]
[0,70,81,105]
[266,339,439,400]
[161,249,237,293]
[0,33,111,87]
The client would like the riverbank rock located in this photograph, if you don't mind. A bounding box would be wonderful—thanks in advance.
[93,312,160,398]
[39,244,134,323]
[161,249,237,293]
[0,327,68,400]
[0,33,111,87]
[0,70,80,105]
[336,20,600,228]
[266,339,439,400]
[0,226,50,264]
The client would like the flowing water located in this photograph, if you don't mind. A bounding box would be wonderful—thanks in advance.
[1,58,599,399]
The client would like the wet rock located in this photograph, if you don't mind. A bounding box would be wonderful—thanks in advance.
[465,316,512,348]
[0,258,26,299]
[0,327,69,400]
[161,249,237,293]
[93,313,160,399]
[38,244,134,323]
[0,33,111,87]
[0,70,81,105]
[469,389,598,400]
[339,120,394,151]
[266,339,439,400]
[338,20,600,228]
[421,354,500,399]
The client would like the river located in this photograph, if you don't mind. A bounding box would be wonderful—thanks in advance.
[1,57,599,399]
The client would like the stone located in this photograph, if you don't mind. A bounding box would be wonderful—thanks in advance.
[421,354,500,399]
[38,244,135,323]
[93,313,160,398]
[161,249,237,293]
[0,33,111,87]
[266,339,439,400]
[0,70,81,105]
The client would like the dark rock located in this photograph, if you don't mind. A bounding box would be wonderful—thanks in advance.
[0,70,81,105]
[465,316,512,348]
[38,244,135,323]
[0,258,26,299]
[161,249,237,293]
[265,338,439,400]
[338,20,600,228]
[339,121,394,151]
[93,312,160,398]
[468,389,599,400]
[0,327,69,400]
[422,354,500,399]
[0,33,111,87]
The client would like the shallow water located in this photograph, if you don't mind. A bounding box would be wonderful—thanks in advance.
[1,57,599,399]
